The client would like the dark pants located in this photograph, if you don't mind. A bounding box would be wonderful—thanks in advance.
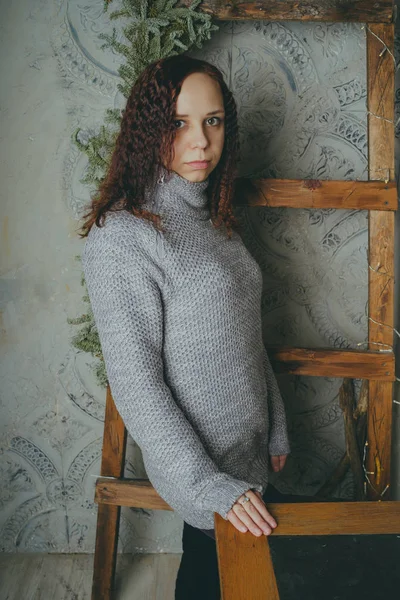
[174,483,320,600]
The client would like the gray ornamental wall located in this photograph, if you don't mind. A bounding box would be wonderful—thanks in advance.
[0,0,399,553]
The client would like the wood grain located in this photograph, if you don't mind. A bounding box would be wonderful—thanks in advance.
[92,387,128,600]
[215,500,400,537]
[267,346,395,380]
[214,501,400,599]
[216,522,280,600]
[95,478,173,511]
[233,178,397,210]
[178,1,394,22]
[96,477,400,535]
[339,379,365,500]
[366,21,395,500]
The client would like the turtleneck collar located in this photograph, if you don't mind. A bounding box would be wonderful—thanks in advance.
[148,164,211,221]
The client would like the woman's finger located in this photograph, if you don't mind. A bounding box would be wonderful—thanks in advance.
[243,491,277,530]
[231,502,265,536]
[226,510,249,533]
[270,455,281,471]
[231,490,276,535]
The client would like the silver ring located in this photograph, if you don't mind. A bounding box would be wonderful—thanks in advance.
[239,494,251,505]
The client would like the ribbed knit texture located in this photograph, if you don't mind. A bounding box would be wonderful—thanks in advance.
[82,165,290,529]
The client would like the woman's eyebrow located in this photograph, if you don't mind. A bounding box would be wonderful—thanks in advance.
[175,109,225,117]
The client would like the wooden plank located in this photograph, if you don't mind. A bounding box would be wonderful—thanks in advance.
[0,555,45,600]
[215,521,279,600]
[339,379,365,500]
[267,347,395,380]
[215,501,400,536]
[368,214,396,346]
[367,25,396,183]
[91,387,128,600]
[367,380,393,498]
[366,21,395,500]
[214,500,400,599]
[233,178,397,210]
[180,1,395,22]
[0,554,180,600]
[96,477,400,533]
[95,478,173,511]
[30,555,90,600]
[96,478,400,535]
[100,386,128,478]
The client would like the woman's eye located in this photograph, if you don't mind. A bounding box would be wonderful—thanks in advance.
[207,116,222,126]
[173,117,223,129]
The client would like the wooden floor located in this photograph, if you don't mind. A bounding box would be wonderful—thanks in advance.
[0,553,182,600]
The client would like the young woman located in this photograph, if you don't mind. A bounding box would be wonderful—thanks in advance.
[80,54,292,599]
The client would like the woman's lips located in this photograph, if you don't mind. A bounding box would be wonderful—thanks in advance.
[187,161,210,169]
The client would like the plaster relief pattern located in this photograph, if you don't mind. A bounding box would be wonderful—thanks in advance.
[1,0,398,553]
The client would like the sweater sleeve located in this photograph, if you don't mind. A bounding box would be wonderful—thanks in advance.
[82,227,263,520]
[262,346,291,456]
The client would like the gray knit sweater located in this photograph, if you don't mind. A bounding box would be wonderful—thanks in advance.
[82,165,290,530]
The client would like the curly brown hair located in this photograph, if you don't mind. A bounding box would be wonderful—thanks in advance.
[78,54,242,239]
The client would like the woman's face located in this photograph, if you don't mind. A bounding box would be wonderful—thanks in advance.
[166,72,225,182]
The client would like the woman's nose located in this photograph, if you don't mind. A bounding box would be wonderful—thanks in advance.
[189,125,208,149]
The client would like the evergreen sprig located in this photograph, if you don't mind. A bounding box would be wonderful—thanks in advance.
[69,0,218,387]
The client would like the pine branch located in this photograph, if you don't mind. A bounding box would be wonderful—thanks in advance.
[68,0,218,387]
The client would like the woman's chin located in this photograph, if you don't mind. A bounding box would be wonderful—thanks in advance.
[183,164,214,181]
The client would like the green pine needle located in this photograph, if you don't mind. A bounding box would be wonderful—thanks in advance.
[68,0,218,387]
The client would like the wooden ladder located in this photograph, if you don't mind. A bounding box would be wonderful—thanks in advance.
[91,2,400,598]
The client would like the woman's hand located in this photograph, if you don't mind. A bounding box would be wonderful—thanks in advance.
[270,453,288,472]
[226,489,277,537]
[226,454,288,537]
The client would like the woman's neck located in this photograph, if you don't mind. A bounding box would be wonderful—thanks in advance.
[146,164,211,221]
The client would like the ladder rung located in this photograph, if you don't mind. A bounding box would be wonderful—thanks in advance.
[234,178,397,211]
[95,478,172,510]
[215,499,400,536]
[267,346,395,380]
[95,477,400,535]
[201,0,394,23]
